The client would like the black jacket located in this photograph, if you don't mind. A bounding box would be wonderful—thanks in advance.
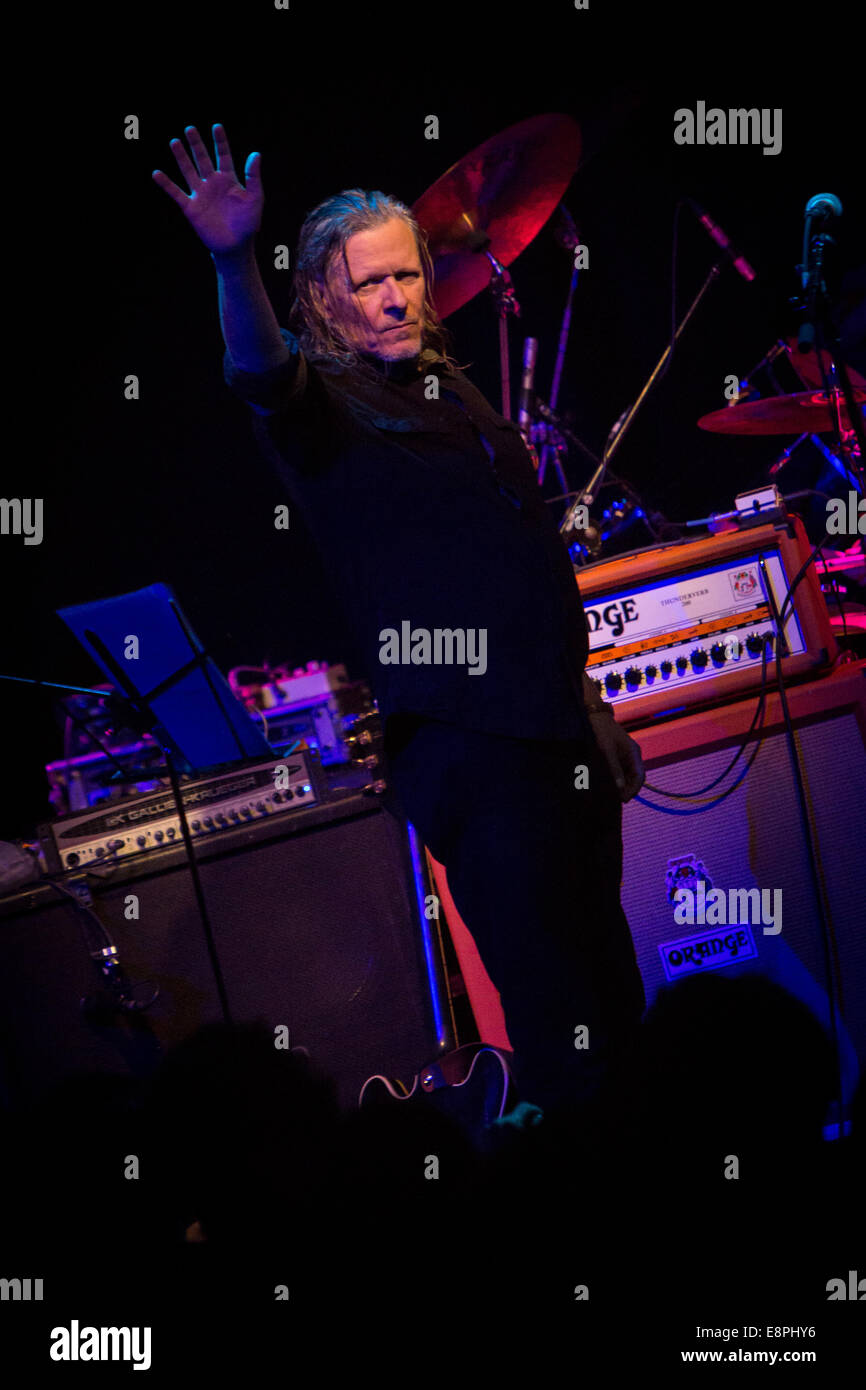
[224,330,592,742]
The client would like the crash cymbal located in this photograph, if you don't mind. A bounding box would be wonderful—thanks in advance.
[785,336,866,392]
[698,388,866,436]
[413,114,581,319]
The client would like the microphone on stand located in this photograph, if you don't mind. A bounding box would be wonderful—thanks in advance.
[686,198,756,282]
[798,192,843,353]
[552,203,580,252]
[769,433,810,476]
[518,336,538,447]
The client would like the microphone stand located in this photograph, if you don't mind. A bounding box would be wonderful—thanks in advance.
[796,211,866,488]
[560,258,726,536]
[1,634,243,1028]
[538,243,581,493]
[811,334,866,496]
[485,249,521,421]
[77,632,235,1028]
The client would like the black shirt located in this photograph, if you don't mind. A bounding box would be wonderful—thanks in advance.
[223,329,592,742]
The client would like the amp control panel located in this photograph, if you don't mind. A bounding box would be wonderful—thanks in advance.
[576,519,836,722]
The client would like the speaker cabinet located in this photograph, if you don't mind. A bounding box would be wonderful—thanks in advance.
[620,660,866,1122]
[424,662,866,1128]
[0,790,455,1111]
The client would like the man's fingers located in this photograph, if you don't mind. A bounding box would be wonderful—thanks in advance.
[168,136,201,192]
[621,741,645,802]
[212,123,236,175]
[244,151,262,194]
[182,125,216,180]
[630,738,645,792]
[151,168,187,207]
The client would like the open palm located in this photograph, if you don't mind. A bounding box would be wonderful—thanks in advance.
[152,123,264,254]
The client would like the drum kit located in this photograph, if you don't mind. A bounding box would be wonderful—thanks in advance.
[409,113,865,563]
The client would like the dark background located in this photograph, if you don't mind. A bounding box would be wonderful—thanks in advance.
[4,2,863,841]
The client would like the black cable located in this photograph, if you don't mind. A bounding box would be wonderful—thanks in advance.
[642,644,770,800]
[633,519,829,808]
[633,718,766,815]
[638,526,825,810]
[778,526,832,630]
[816,543,850,646]
[656,198,685,386]
[759,552,846,1136]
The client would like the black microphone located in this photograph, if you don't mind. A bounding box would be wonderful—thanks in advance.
[552,203,580,251]
[686,198,756,282]
[798,192,843,352]
[518,337,538,444]
[804,192,843,223]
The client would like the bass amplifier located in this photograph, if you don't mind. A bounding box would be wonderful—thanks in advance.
[38,750,326,874]
[619,658,866,1127]
[576,516,837,723]
[1,788,456,1112]
[426,660,866,1130]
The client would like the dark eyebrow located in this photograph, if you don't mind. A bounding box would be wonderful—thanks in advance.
[352,267,420,290]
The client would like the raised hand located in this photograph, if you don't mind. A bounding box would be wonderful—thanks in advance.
[152,123,264,255]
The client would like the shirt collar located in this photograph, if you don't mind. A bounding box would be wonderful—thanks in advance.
[357,346,452,384]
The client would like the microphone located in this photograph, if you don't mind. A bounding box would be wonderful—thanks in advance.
[552,203,580,251]
[804,192,843,222]
[798,192,842,352]
[686,198,756,282]
[518,337,538,444]
[768,433,810,476]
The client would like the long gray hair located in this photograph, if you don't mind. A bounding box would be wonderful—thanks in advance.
[288,189,460,371]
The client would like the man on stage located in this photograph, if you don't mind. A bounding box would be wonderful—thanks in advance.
[153,122,646,1119]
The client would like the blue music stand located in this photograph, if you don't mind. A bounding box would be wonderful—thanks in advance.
[58,581,273,773]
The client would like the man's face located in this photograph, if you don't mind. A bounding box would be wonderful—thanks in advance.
[329,216,426,360]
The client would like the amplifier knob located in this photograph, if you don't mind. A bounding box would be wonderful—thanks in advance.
[192,820,201,831]
[676,656,688,673]
[745,633,763,656]
[690,649,709,669]
[241,806,253,818]
[710,642,727,664]
[645,664,658,680]
[167,827,176,838]
[624,667,642,687]
[154,830,164,842]
[229,809,240,820]
[215,814,227,825]
[204,816,214,828]
[604,672,623,692]
[660,660,673,677]
[137,835,146,847]
[67,852,80,866]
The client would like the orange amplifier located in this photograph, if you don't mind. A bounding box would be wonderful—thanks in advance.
[576,516,838,723]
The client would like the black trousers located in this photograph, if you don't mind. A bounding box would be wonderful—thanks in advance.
[383,715,647,1115]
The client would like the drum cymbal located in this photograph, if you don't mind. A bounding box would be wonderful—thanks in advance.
[413,114,581,319]
[785,336,866,392]
[698,388,866,436]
